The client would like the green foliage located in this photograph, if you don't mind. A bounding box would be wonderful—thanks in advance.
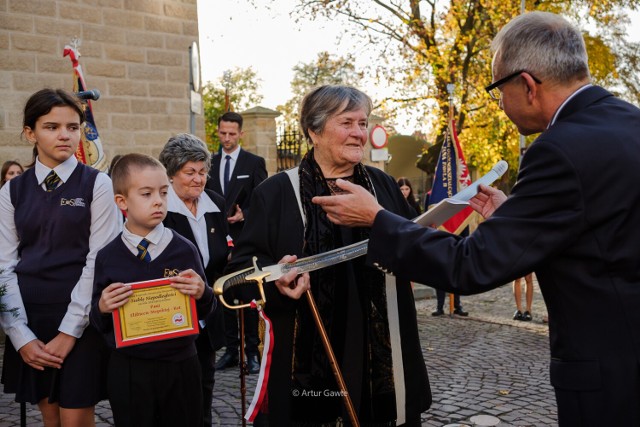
[277,51,364,126]
[202,67,264,151]
[293,0,640,186]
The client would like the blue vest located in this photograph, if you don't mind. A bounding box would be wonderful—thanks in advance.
[10,163,98,304]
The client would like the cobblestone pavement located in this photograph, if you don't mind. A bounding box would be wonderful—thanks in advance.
[0,277,556,426]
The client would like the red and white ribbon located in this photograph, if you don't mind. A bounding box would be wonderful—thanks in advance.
[245,300,273,421]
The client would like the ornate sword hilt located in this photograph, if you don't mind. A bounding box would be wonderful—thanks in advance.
[213,257,268,310]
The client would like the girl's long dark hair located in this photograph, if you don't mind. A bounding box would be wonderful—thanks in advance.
[397,177,421,214]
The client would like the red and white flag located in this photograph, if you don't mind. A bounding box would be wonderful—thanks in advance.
[63,41,108,171]
[428,118,474,234]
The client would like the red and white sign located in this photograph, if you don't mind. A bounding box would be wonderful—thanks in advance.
[369,125,388,149]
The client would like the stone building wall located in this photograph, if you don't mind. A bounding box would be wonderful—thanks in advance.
[0,0,204,165]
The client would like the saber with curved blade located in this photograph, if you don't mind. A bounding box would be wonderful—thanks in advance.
[213,239,369,309]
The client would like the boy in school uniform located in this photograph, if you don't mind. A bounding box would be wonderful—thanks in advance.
[90,153,215,427]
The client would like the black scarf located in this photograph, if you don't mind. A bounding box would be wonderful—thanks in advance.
[292,149,396,423]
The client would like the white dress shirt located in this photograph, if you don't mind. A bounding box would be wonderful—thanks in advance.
[166,185,220,267]
[121,222,172,260]
[218,146,241,193]
[0,156,121,350]
[548,83,593,128]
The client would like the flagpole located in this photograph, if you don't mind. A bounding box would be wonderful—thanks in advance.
[446,83,456,316]
[223,70,232,112]
[189,43,196,134]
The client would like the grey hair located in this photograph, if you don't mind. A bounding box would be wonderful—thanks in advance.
[299,85,373,141]
[491,11,590,84]
[158,133,211,177]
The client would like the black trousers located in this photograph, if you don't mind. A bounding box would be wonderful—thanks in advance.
[107,352,202,427]
[196,330,215,426]
[435,289,462,310]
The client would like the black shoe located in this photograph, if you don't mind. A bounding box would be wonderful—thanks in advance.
[453,307,469,317]
[522,311,532,321]
[246,354,260,375]
[513,310,524,321]
[431,309,445,317]
[214,352,239,370]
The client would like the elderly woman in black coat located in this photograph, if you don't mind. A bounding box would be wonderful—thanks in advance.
[227,85,431,426]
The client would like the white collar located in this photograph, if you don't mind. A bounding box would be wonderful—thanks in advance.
[222,146,241,161]
[548,83,593,128]
[166,185,220,219]
[35,155,78,185]
[122,222,166,247]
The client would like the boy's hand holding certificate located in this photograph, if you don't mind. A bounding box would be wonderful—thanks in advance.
[111,277,199,348]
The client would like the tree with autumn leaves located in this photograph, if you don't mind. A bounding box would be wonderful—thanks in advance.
[276,51,364,126]
[289,0,640,183]
[202,67,264,151]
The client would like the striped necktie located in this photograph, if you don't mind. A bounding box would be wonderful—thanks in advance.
[44,170,61,192]
[137,238,151,262]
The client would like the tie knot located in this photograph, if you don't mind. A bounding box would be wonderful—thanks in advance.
[44,170,61,192]
[225,155,231,160]
[137,238,151,262]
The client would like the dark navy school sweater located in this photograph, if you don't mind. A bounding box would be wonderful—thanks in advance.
[10,163,98,304]
[90,231,215,362]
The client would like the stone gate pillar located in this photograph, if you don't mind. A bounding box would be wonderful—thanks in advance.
[240,106,280,176]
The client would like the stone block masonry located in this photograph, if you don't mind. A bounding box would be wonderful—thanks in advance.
[0,0,204,163]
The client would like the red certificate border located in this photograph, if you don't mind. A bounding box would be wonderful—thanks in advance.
[112,278,199,348]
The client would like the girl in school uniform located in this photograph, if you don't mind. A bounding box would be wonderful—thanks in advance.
[0,88,120,426]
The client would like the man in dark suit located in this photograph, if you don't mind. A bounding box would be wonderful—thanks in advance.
[206,111,267,374]
[313,12,640,426]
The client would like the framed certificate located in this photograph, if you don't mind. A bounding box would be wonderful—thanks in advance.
[112,278,199,348]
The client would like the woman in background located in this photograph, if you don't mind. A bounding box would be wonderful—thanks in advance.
[397,176,421,216]
[1,160,24,187]
[512,273,534,321]
[159,133,231,426]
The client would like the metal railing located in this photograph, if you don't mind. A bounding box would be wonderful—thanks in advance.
[276,126,304,172]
